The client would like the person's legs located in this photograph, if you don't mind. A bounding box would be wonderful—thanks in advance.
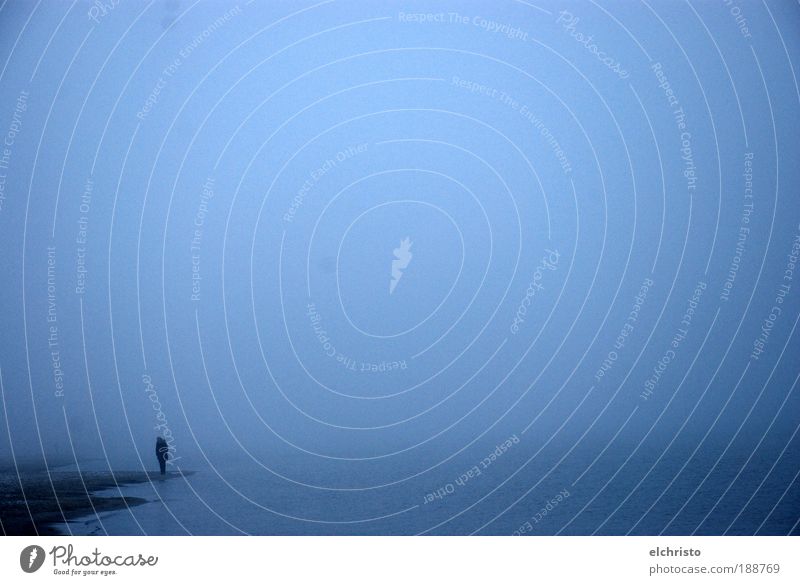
[159,456,166,475]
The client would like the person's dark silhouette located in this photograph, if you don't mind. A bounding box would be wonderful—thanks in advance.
[155,437,169,475]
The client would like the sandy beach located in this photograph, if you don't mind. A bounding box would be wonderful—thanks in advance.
[0,469,185,536]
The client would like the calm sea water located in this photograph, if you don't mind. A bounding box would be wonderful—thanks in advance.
[60,446,799,536]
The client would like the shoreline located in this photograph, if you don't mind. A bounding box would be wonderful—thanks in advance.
[0,469,188,536]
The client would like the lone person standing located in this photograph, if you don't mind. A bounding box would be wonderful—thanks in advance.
[155,436,169,475]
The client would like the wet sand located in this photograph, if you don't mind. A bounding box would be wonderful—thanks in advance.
[0,469,187,535]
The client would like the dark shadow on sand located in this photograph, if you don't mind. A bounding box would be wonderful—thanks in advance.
[1,469,192,535]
